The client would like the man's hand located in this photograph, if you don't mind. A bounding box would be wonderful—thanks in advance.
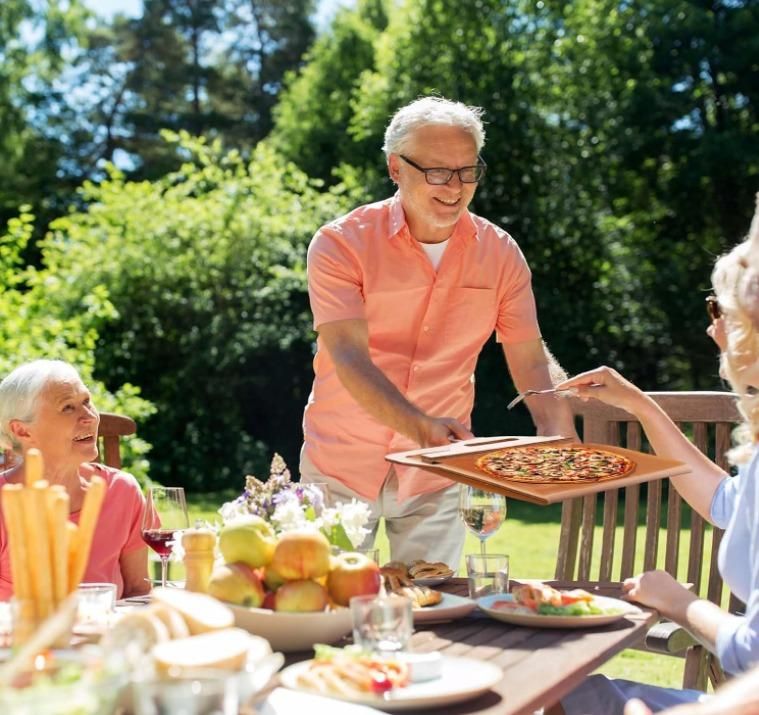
[415,416,473,447]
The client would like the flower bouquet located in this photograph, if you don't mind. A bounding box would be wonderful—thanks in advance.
[219,454,370,551]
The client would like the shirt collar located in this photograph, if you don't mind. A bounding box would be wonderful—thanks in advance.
[388,191,478,244]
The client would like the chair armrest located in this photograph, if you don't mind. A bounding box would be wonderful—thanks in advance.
[645,620,698,655]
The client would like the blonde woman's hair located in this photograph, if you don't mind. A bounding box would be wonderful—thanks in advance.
[711,192,759,464]
[0,360,81,454]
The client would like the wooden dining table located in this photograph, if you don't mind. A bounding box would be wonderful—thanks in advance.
[281,578,658,715]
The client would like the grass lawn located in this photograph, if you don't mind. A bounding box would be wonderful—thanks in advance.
[185,491,700,691]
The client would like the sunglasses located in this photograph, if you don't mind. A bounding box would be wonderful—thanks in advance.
[706,295,722,321]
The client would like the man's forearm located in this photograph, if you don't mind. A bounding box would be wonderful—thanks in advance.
[334,353,426,442]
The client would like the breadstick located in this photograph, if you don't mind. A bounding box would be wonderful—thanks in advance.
[1,486,34,605]
[66,521,79,592]
[69,475,105,588]
[47,486,70,604]
[27,483,55,619]
[24,448,43,487]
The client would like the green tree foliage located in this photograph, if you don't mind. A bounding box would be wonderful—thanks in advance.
[0,210,154,484]
[0,0,89,227]
[270,0,758,436]
[58,0,316,182]
[271,0,389,181]
[39,133,354,489]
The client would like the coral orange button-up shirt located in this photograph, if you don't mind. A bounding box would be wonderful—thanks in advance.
[303,194,541,502]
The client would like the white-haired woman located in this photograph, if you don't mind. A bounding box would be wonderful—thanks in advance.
[547,197,759,714]
[0,360,149,600]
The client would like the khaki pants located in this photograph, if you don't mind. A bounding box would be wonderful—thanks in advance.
[299,448,465,570]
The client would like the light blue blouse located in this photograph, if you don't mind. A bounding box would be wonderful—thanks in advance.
[711,446,759,674]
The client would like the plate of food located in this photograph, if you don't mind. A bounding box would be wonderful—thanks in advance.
[478,582,642,628]
[380,563,474,621]
[0,646,129,715]
[280,645,502,711]
[407,560,455,586]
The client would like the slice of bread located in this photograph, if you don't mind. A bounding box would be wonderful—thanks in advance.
[152,627,255,675]
[151,587,234,634]
[149,603,191,639]
[101,609,170,651]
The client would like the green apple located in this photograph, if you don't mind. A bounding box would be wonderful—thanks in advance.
[207,562,265,607]
[218,516,277,568]
[275,579,328,612]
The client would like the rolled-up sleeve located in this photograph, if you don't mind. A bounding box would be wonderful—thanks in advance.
[307,227,366,329]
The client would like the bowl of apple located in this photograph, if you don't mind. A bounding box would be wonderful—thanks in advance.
[207,520,382,652]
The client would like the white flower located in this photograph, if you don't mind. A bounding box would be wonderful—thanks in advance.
[332,499,371,548]
[270,498,309,533]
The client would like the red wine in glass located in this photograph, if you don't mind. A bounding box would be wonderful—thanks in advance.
[142,487,189,587]
[141,528,176,558]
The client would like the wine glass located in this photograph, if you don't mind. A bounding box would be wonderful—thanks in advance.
[142,486,189,587]
[458,485,507,557]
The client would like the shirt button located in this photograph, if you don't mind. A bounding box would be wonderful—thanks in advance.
[413,365,420,372]
[423,325,430,332]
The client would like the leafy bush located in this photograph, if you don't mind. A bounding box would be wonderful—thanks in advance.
[40,133,354,490]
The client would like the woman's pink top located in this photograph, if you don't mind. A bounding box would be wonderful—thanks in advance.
[0,464,146,600]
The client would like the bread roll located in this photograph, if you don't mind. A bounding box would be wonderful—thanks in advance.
[151,587,234,634]
[152,627,256,675]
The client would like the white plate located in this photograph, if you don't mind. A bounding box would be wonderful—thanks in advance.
[412,592,476,623]
[477,593,642,628]
[230,604,353,653]
[412,572,454,587]
[280,655,501,711]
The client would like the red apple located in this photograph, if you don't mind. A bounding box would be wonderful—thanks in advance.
[261,590,277,610]
[270,530,331,581]
[275,579,328,612]
[262,563,286,591]
[207,562,265,607]
[327,552,381,607]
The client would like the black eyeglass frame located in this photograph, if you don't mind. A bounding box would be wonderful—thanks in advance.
[399,154,487,185]
[706,295,722,322]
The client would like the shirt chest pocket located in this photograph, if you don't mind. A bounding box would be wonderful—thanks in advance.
[443,287,497,344]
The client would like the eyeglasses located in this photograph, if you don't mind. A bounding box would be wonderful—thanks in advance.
[399,154,487,185]
[706,295,722,321]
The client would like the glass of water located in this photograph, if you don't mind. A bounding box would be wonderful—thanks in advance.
[465,553,510,599]
[350,594,413,654]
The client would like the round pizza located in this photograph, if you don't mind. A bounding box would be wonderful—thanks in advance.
[475,445,634,483]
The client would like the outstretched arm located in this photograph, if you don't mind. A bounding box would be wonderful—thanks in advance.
[319,319,473,447]
[556,366,727,520]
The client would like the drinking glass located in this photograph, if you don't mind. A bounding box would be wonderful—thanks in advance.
[465,553,510,599]
[142,487,189,588]
[350,594,413,655]
[458,484,507,557]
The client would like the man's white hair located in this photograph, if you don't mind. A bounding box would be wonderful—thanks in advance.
[382,96,486,158]
[0,359,81,454]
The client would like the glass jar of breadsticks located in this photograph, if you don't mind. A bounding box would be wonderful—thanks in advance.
[1,448,106,646]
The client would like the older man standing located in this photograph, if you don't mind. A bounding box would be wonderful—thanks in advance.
[300,96,575,566]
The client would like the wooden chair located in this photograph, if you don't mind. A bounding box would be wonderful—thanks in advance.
[555,391,742,691]
[97,411,136,469]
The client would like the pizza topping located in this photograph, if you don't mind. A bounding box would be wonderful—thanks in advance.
[476,446,634,484]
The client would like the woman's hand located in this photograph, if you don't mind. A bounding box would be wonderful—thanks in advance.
[707,316,727,352]
[555,366,648,414]
[622,570,696,619]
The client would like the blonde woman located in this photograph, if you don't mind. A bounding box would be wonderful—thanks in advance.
[550,197,759,714]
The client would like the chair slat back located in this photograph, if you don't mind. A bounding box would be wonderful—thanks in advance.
[97,411,136,469]
[556,391,740,598]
